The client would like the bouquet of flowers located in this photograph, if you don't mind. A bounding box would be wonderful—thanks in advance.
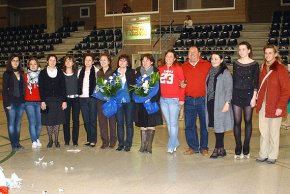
[131,72,160,114]
[93,74,122,101]
[92,73,129,118]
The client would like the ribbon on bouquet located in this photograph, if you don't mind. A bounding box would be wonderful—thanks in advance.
[132,83,160,114]
[92,88,130,118]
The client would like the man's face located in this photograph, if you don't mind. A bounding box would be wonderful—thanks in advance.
[188,47,200,63]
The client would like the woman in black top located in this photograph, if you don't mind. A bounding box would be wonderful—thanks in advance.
[115,54,136,152]
[2,54,25,151]
[63,55,80,146]
[134,54,163,153]
[232,41,259,159]
[39,54,67,148]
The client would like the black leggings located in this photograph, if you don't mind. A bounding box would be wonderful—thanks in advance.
[233,105,253,155]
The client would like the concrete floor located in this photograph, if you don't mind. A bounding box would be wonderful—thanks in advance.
[0,104,290,194]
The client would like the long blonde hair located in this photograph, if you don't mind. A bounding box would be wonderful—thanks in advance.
[263,44,282,64]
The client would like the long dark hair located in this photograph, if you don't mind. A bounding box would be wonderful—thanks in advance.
[211,51,228,75]
[6,54,23,73]
[162,49,179,66]
[63,55,78,73]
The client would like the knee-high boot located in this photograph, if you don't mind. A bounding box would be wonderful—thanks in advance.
[139,130,147,152]
[146,130,155,153]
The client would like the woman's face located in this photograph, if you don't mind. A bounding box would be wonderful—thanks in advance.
[65,58,74,68]
[47,56,57,68]
[142,57,153,70]
[29,60,38,71]
[100,56,110,69]
[118,58,128,68]
[238,44,250,58]
[11,57,20,70]
[211,54,223,67]
[84,56,93,68]
[165,52,175,66]
[264,48,277,64]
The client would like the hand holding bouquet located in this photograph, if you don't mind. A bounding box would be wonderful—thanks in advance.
[92,73,129,118]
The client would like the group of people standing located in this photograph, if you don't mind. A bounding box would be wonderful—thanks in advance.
[160,42,289,164]
[2,42,290,164]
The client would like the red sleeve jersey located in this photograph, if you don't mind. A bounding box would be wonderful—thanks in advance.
[159,64,185,101]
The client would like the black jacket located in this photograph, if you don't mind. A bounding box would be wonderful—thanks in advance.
[2,71,25,108]
[38,68,66,102]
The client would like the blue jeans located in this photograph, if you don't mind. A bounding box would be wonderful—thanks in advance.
[63,97,80,145]
[160,97,180,150]
[80,97,97,143]
[184,96,208,151]
[25,102,42,143]
[116,102,134,147]
[5,103,25,148]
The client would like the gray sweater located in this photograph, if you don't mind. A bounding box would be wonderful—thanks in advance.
[206,69,234,133]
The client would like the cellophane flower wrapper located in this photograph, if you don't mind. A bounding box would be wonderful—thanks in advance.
[131,72,160,114]
[143,101,160,114]
[92,73,130,118]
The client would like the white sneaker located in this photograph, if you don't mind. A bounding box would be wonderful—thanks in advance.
[173,147,177,152]
[167,148,173,154]
[36,139,42,147]
[32,141,38,149]
[244,153,250,159]
[234,154,244,159]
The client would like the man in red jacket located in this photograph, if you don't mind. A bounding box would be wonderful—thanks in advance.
[256,45,290,164]
[181,46,211,156]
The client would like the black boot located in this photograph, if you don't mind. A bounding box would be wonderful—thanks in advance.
[139,130,147,153]
[210,148,218,159]
[218,148,227,157]
[47,140,53,148]
[146,130,155,153]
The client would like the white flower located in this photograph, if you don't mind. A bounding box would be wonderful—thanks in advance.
[109,76,113,80]
[142,82,149,89]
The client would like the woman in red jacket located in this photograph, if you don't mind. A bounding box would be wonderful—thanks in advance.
[256,45,290,164]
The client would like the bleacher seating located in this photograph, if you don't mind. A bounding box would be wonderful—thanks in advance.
[69,28,123,67]
[172,23,244,64]
[268,11,290,64]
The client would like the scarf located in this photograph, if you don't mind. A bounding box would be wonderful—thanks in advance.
[207,66,220,101]
[27,68,40,94]
[140,65,154,77]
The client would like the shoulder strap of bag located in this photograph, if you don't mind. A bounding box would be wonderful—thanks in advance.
[257,70,273,99]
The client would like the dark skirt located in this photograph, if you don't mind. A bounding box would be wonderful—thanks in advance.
[134,103,163,127]
[232,88,253,107]
[41,97,66,126]
[207,99,214,128]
